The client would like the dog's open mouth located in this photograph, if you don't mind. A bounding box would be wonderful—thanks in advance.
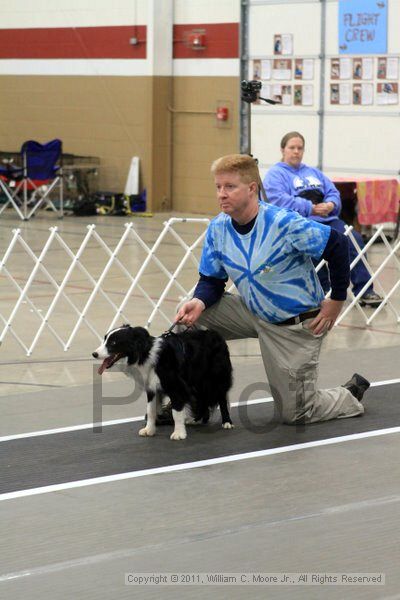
[98,353,124,375]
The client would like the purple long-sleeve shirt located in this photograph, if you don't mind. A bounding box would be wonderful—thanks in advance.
[263,162,341,225]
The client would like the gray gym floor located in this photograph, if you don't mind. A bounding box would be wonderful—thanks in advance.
[1,211,399,600]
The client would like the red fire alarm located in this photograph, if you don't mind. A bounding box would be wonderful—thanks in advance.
[216,106,229,121]
[187,32,206,50]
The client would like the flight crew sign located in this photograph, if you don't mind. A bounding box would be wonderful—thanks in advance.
[339,0,388,54]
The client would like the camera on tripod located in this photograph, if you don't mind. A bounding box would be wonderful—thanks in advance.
[240,79,277,203]
[241,80,262,104]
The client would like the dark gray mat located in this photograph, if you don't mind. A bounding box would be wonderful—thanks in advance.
[1,384,398,495]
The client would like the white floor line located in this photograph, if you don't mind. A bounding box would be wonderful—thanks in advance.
[0,397,274,443]
[1,425,400,503]
[230,397,272,407]
[0,416,145,443]
[370,378,400,387]
[1,378,399,443]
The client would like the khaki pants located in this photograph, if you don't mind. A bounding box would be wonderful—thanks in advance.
[195,294,364,424]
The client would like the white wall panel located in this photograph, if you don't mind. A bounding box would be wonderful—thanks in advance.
[324,116,400,176]
[325,1,340,56]
[0,0,148,28]
[251,111,320,177]
[147,0,173,76]
[173,59,239,77]
[174,0,240,24]
[249,3,321,57]
[0,59,149,76]
[249,2,321,172]
[0,59,240,80]
[388,0,400,53]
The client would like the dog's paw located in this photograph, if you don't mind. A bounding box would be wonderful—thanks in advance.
[139,426,156,437]
[170,430,187,441]
[222,422,234,429]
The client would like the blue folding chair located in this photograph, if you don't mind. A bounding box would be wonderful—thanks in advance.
[0,139,63,220]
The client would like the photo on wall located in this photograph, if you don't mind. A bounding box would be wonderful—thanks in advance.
[294,84,313,106]
[281,85,292,105]
[378,57,399,80]
[386,57,399,79]
[353,83,373,105]
[377,82,399,105]
[252,59,262,80]
[331,58,340,79]
[377,57,387,79]
[352,58,373,80]
[294,85,302,106]
[273,33,293,55]
[330,57,352,79]
[353,84,361,105]
[330,84,340,104]
[353,59,362,79]
[272,59,292,80]
[295,58,314,80]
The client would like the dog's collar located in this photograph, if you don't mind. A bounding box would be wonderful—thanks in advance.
[162,322,180,338]
[161,321,192,339]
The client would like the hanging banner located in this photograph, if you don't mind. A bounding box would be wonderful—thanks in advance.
[338,0,388,54]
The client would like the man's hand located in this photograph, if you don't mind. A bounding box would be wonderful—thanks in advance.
[312,201,335,217]
[308,298,344,335]
[175,298,205,327]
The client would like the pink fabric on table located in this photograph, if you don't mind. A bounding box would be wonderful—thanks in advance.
[356,179,399,225]
[333,177,400,225]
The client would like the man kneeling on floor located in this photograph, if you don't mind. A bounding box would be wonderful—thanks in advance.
[174,153,370,426]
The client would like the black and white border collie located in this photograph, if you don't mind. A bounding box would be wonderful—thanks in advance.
[92,325,233,441]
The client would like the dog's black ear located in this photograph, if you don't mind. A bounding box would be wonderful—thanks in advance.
[122,323,130,328]
[125,337,139,365]
[126,328,153,365]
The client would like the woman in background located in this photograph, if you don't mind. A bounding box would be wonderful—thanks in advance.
[263,131,382,307]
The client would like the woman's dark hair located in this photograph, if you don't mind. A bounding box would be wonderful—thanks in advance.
[280,131,305,149]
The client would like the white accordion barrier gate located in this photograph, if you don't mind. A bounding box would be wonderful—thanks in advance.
[0,219,399,356]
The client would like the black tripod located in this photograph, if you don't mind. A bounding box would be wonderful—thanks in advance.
[241,80,278,203]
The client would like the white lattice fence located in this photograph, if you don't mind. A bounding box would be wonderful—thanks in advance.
[0,219,210,356]
[316,225,400,326]
[0,219,399,356]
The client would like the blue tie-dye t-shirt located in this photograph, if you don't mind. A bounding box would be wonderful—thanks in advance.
[199,202,330,323]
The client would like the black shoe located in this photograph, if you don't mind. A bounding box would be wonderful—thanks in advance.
[359,291,383,308]
[342,373,370,402]
[144,404,174,426]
